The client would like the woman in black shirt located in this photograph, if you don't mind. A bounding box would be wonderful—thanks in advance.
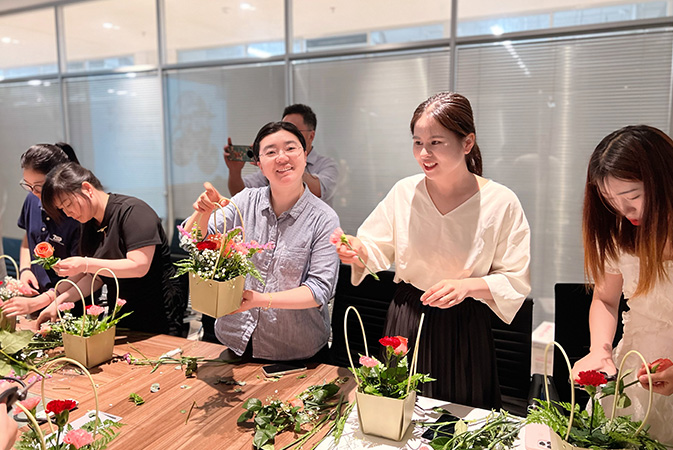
[38,162,184,335]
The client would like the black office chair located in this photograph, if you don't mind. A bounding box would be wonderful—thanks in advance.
[553,283,628,405]
[491,298,534,416]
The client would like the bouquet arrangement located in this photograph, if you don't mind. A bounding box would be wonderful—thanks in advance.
[32,241,60,271]
[0,276,33,301]
[352,335,433,399]
[527,367,668,449]
[55,299,131,338]
[174,225,272,283]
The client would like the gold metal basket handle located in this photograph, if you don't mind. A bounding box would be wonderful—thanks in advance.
[0,254,20,277]
[543,341,654,440]
[344,305,424,395]
[53,278,86,325]
[17,356,101,450]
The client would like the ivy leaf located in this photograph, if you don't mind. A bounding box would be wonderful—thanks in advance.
[0,359,12,377]
[238,409,255,423]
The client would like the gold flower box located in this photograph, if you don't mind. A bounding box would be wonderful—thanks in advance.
[189,274,245,318]
[62,326,115,369]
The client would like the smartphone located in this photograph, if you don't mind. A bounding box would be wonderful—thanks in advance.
[262,363,307,377]
[421,413,459,441]
[227,144,255,162]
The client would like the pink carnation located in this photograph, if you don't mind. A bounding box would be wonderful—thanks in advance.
[329,227,345,246]
[86,304,105,316]
[359,355,379,368]
[116,298,127,307]
[63,429,94,449]
[58,302,76,312]
[18,396,41,411]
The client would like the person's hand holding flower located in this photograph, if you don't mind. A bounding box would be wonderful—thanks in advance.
[330,227,379,281]
[32,242,60,271]
[638,357,673,396]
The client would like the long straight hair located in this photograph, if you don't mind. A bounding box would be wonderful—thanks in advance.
[410,92,483,176]
[583,125,673,295]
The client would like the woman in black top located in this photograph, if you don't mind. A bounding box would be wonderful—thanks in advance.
[38,162,184,335]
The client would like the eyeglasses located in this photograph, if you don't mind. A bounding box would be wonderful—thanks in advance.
[19,181,43,194]
[260,146,303,159]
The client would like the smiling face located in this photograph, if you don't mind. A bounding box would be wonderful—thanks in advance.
[600,177,645,226]
[412,112,474,181]
[257,129,306,188]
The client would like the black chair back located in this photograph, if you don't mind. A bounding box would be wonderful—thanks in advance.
[553,283,628,404]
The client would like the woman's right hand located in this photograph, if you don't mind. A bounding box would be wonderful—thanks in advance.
[193,182,228,214]
[333,233,366,268]
[571,350,616,380]
[2,293,50,317]
[35,301,59,327]
[19,270,39,296]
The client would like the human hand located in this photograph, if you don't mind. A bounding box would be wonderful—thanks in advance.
[0,389,18,450]
[223,137,247,172]
[420,279,468,308]
[228,290,258,315]
[36,301,59,327]
[638,358,673,396]
[18,270,39,296]
[330,230,365,268]
[571,350,616,381]
[192,182,228,214]
[52,256,87,277]
[2,293,50,317]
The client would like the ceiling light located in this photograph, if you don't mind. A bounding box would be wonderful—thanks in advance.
[240,3,256,11]
[490,25,504,36]
[27,80,42,86]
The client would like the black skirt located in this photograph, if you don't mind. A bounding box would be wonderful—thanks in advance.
[383,281,502,409]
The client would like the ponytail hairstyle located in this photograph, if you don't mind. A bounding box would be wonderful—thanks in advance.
[20,143,77,174]
[410,92,482,176]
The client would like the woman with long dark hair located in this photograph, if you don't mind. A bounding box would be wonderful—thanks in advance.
[335,92,531,408]
[573,125,673,443]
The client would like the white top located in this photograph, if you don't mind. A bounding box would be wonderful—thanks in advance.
[353,174,531,324]
[243,149,339,206]
[605,253,673,443]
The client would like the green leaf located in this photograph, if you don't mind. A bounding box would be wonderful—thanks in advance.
[0,329,34,353]
[238,409,254,423]
[243,398,263,412]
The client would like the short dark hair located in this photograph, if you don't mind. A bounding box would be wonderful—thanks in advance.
[20,143,78,174]
[252,121,307,161]
[282,104,317,131]
[42,162,103,220]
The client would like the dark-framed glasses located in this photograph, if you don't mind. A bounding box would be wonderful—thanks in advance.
[19,181,43,194]
[260,146,302,159]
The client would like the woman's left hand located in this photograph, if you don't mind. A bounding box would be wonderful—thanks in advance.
[52,257,86,277]
[228,290,259,315]
[35,302,59,327]
[420,279,468,308]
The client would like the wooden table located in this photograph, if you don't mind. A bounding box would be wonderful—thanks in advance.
[29,331,356,450]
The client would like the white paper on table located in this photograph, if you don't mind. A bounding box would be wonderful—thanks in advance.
[316,396,508,450]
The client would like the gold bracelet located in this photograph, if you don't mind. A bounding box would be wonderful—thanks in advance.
[263,293,273,310]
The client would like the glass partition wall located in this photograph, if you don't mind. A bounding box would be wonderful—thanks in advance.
[1,0,672,305]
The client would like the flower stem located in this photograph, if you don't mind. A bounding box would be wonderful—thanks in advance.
[340,236,379,281]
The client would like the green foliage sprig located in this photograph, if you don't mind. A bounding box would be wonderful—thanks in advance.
[0,329,62,377]
[237,380,348,450]
[423,410,524,450]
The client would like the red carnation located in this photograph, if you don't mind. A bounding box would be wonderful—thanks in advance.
[379,336,401,348]
[46,399,77,415]
[196,240,218,251]
[575,370,607,387]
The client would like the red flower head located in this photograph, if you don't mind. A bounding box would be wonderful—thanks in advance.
[648,358,673,373]
[575,370,607,387]
[34,241,54,259]
[393,336,408,355]
[196,240,218,251]
[379,336,401,349]
[46,399,77,415]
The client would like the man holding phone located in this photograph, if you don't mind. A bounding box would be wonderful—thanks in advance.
[224,104,339,206]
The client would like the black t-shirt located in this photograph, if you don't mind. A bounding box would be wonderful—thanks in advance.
[80,194,184,334]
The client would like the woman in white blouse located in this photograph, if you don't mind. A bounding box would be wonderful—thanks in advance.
[336,92,531,408]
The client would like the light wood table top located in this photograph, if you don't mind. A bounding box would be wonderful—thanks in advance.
[31,331,356,450]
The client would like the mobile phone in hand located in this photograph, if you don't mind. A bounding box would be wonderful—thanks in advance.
[227,145,254,162]
[420,413,459,440]
[262,363,307,377]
